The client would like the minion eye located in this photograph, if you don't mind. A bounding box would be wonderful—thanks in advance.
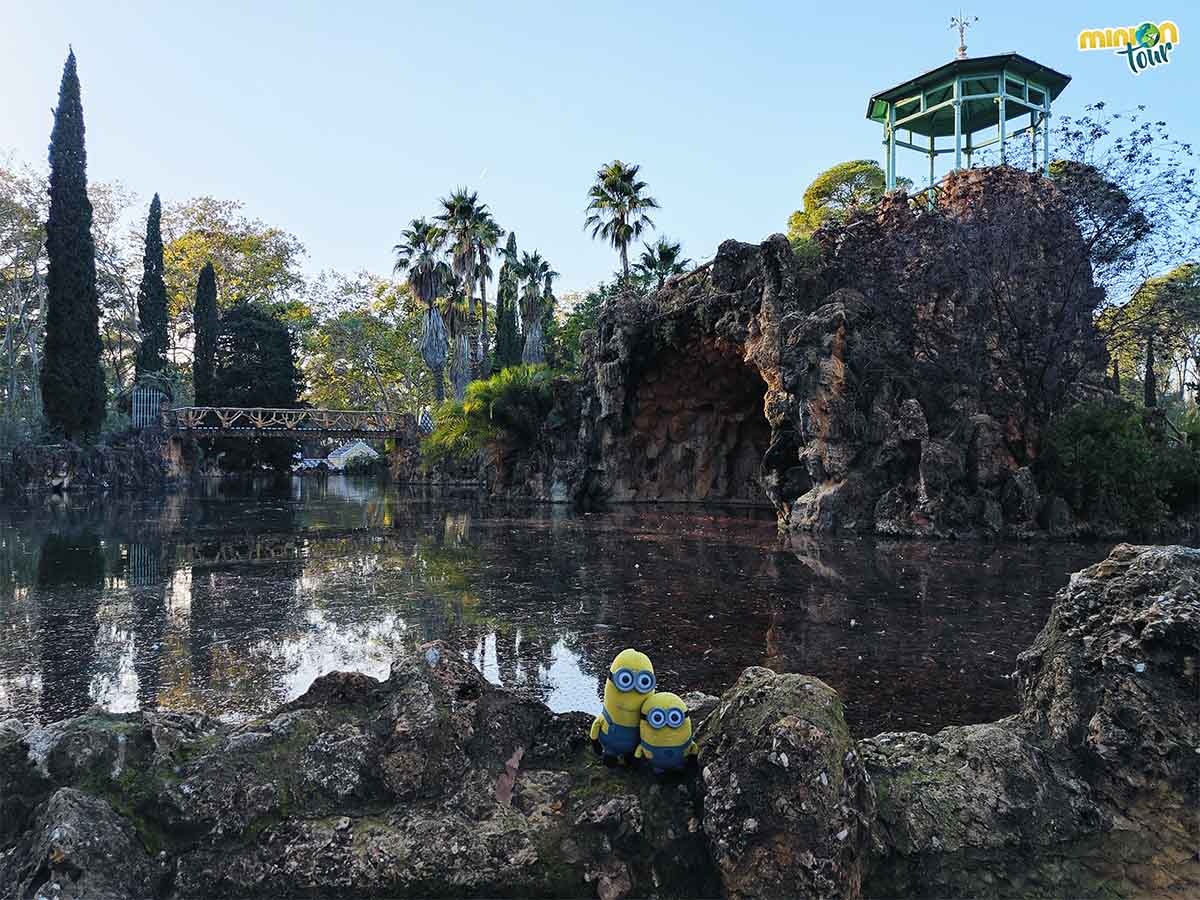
[635,671,655,693]
[614,670,634,690]
[648,708,667,728]
[667,709,685,727]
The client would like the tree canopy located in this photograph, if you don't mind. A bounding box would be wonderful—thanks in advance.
[162,197,307,321]
[303,272,436,413]
[786,160,907,243]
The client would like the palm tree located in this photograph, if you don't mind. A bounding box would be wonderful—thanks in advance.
[518,251,558,364]
[633,237,692,290]
[584,160,660,282]
[473,211,505,377]
[393,218,452,402]
[439,287,471,402]
[437,189,494,380]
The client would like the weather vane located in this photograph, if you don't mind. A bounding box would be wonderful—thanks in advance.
[950,12,979,59]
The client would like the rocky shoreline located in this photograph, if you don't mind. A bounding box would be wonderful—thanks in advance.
[0,542,1195,898]
[0,430,182,501]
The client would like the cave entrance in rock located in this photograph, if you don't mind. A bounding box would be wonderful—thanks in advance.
[625,340,771,505]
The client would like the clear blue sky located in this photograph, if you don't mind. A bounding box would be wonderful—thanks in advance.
[1,2,1194,293]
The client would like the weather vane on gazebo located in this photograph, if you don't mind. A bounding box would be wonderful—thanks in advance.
[950,12,979,59]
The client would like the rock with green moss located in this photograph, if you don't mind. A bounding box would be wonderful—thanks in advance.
[0,643,718,899]
[860,543,1200,897]
[700,668,874,899]
[0,545,1195,898]
[3,787,161,899]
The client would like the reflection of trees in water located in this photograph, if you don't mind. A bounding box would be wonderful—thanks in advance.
[0,516,44,717]
[128,540,173,711]
[36,528,105,720]
[763,537,1108,734]
[1,487,1112,735]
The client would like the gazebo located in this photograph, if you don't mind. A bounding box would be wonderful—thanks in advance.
[866,52,1071,190]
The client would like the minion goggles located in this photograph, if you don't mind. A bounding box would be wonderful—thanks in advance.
[643,707,686,729]
[608,668,656,693]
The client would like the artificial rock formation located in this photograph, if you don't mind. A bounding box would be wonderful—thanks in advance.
[493,167,1112,536]
[0,544,1195,898]
[1,430,178,499]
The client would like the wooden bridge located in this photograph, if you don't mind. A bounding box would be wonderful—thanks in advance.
[164,407,413,438]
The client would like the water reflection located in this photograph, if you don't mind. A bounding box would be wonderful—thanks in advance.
[0,482,1117,736]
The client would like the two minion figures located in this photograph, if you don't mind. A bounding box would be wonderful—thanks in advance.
[588,648,698,775]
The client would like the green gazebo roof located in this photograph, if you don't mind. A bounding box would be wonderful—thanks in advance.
[866,52,1071,138]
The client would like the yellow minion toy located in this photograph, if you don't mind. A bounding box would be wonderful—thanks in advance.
[589,648,655,763]
[635,691,698,774]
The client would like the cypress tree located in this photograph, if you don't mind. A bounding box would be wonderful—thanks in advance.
[494,233,523,370]
[135,193,169,379]
[40,48,105,440]
[192,261,218,406]
[1143,333,1157,408]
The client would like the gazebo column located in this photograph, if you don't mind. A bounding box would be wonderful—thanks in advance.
[998,77,1007,164]
[1042,106,1051,176]
[928,134,935,187]
[886,102,896,190]
[953,99,962,170]
[1030,110,1038,170]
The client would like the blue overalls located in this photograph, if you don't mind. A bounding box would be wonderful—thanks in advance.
[598,707,640,756]
[640,738,694,772]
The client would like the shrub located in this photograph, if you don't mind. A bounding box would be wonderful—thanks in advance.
[421,365,556,466]
[790,234,823,270]
[342,454,383,477]
[1038,401,1198,530]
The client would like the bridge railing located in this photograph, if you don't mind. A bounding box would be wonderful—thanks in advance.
[166,407,409,435]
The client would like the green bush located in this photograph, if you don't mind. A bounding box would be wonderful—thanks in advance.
[1180,406,1200,450]
[790,234,823,269]
[1038,401,1199,530]
[421,365,556,466]
[342,454,383,476]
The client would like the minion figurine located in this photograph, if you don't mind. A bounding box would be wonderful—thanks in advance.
[589,649,656,764]
[635,691,698,774]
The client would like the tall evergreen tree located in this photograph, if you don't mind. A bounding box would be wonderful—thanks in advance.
[1143,333,1157,408]
[210,303,302,470]
[135,193,169,379]
[495,287,521,370]
[40,48,105,440]
[494,232,522,369]
[192,261,218,405]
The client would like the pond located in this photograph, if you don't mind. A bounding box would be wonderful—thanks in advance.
[0,479,1112,738]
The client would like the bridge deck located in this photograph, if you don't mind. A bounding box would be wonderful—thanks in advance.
[165,407,412,437]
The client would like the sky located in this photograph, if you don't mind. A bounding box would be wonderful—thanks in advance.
[1,1,1195,294]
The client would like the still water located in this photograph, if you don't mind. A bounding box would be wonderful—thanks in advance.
[0,479,1111,737]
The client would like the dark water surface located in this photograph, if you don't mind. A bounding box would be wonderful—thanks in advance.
[0,479,1112,737]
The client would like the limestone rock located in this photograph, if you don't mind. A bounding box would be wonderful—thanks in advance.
[482,167,1136,537]
[0,547,1194,898]
[0,788,157,899]
[861,544,1200,897]
[701,668,874,899]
